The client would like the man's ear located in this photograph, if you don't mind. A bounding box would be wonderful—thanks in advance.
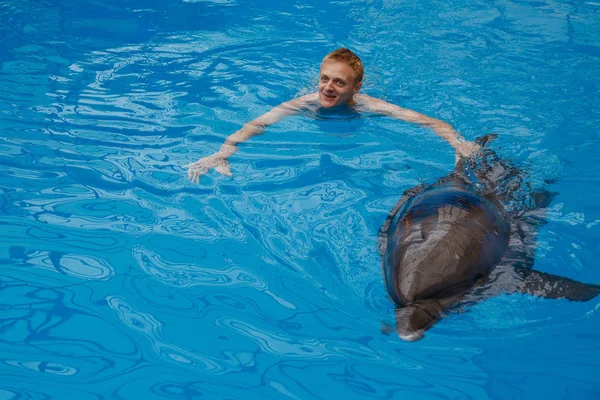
[354,81,363,93]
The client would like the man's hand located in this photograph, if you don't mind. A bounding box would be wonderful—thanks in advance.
[455,140,481,158]
[184,154,232,183]
[453,140,481,164]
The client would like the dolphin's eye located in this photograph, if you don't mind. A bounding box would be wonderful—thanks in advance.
[402,225,426,244]
[420,215,438,241]
[400,207,439,245]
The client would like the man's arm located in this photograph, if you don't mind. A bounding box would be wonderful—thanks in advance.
[355,94,480,160]
[184,94,317,183]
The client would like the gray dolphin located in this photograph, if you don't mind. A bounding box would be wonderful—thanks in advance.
[378,136,600,341]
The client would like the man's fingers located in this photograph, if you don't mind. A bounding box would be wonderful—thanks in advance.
[192,169,205,184]
[188,168,199,180]
[186,158,232,183]
[188,166,207,183]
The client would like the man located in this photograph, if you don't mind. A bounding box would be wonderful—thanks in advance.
[184,48,479,183]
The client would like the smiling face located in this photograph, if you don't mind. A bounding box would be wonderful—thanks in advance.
[318,60,363,108]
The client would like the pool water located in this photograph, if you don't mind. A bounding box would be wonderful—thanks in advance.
[1,0,599,398]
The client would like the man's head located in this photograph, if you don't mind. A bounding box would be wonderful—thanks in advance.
[319,48,364,108]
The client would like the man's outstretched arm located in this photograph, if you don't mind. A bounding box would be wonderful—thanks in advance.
[184,94,317,183]
[356,95,480,160]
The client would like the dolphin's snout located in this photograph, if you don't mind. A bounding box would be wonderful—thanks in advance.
[395,300,443,341]
[397,328,425,342]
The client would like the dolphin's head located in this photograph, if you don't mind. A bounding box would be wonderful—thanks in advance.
[383,183,510,341]
[387,212,467,306]
[394,299,444,341]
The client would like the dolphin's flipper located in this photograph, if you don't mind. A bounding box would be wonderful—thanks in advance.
[377,185,425,256]
[469,265,600,302]
[511,268,600,301]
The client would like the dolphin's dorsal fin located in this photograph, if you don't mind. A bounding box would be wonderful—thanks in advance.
[476,134,498,147]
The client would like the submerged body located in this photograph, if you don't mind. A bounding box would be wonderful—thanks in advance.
[379,142,600,341]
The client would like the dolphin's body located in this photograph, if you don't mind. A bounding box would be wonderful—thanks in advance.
[378,138,600,341]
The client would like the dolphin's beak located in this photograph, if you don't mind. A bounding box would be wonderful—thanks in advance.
[396,326,425,342]
[395,300,443,342]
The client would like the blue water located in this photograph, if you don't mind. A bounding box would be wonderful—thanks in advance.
[1,0,600,398]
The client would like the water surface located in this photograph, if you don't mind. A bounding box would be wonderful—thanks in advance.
[1,0,599,398]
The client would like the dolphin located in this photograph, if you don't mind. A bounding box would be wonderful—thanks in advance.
[378,136,600,341]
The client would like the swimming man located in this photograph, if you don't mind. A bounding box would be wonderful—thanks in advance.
[184,48,479,183]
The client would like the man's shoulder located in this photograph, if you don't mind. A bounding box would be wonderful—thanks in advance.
[353,93,388,111]
[291,92,319,105]
[354,93,373,101]
[263,93,319,119]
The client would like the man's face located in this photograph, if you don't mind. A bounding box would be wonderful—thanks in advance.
[318,60,362,108]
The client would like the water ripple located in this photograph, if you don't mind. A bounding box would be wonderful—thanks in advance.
[24,251,115,281]
[131,244,292,309]
[4,360,77,376]
[106,296,241,374]
[2,0,600,398]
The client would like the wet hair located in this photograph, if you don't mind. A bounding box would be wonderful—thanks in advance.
[322,48,364,84]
